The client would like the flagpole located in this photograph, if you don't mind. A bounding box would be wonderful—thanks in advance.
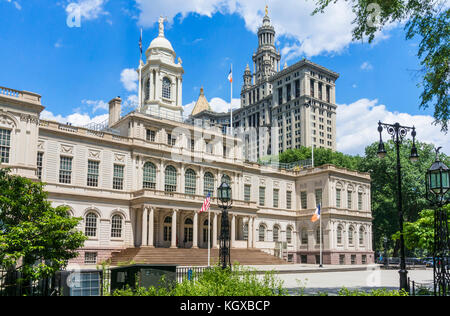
[230,63,233,136]
[138,28,143,112]
[208,209,211,267]
[319,204,323,268]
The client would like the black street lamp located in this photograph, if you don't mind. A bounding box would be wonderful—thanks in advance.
[425,147,450,296]
[377,121,419,292]
[217,181,232,270]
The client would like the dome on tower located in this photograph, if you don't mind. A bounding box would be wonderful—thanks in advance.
[149,36,174,53]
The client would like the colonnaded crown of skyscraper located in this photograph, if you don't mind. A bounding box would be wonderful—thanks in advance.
[191,8,339,162]
[0,8,373,267]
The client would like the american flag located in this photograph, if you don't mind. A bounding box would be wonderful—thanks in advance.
[199,192,211,214]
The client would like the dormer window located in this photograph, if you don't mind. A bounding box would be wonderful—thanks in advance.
[162,77,171,99]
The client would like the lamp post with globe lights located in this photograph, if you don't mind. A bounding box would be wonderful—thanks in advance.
[377,121,419,292]
[217,181,232,270]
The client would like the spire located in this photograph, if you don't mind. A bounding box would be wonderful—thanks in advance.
[191,87,212,116]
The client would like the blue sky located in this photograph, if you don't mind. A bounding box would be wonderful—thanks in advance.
[0,0,448,155]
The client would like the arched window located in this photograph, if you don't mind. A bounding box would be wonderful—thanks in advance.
[287,227,292,244]
[359,227,365,246]
[164,216,172,241]
[259,225,266,242]
[185,169,196,195]
[349,226,355,245]
[204,172,215,197]
[111,214,123,238]
[143,162,156,189]
[337,226,343,245]
[85,212,98,237]
[221,175,231,185]
[165,166,177,192]
[273,225,280,242]
[162,77,171,99]
[145,78,150,100]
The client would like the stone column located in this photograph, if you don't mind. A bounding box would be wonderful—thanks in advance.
[212,212,218,248]
[148,207,155,248]
[193,211,199,248]
[171,209,178,248]
[231,214,236,248]
[142,207,148,247]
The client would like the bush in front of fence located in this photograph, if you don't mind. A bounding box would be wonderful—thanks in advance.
[110,264,287,297]
[337,287,409,296]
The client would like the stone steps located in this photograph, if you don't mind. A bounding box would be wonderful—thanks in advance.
[109,248,288,266]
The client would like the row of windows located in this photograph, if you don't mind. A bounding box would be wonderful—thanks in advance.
[299,189,364,210]
[85,213,123,238]
[256,187,292,209]
[248,224,294,244]
[298,226,366,246]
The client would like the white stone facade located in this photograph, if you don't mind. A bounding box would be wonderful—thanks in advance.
[0,86,374,266]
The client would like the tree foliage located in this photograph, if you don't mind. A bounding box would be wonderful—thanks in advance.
[0,169,86,282]
[313,0,450,132]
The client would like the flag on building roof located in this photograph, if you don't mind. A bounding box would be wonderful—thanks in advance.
[311,204,321,223]
[200,192,211,213]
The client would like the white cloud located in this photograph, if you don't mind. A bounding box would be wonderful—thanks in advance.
[133,0,394,58]
[40,110,108,127]
[65,0,108,21]
[120,68,138,92]
[336,98,450,155]
[5,0,21,10]
[82,99,109,113]
[360,61,373,71]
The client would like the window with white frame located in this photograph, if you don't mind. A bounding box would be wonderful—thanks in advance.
[87,160,99,187]
[111,214,123,238]
[348,226,355,245]
[259,187,266,206]
[273,225,280,242]
[165,166,177,192]
[336,188,341,208]
[286,191,292,209]
[359,227,365,246]
[113,164,124,190]
[185,169,197,195]
[358,191,363,210]
[162,77,171,99]
[143,162,156,189]
[84,252,97,265]
[347,190,353,209]
[287,227,292,244]
[59,156,73,184]
[244,184,251,202]
[146,129,156,142]
[301,230,308,245]
[337,226,343,244]
[259,225,266,241]
[300,191,307,209]
[273,189,279,208]
[0,128,11,164]
[85,212,98,237]
[203,172,215,197]
[315,188,323,206]
[36,152,44,180]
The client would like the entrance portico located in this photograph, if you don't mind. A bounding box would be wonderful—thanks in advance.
[134,205,257,250]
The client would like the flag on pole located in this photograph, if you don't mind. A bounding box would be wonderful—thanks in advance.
[139,28,143,56]
[199,192,211,214]
[227,67,233,83]
[311,204,321,223]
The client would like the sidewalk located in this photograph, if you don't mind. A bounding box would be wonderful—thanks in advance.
[242,264,381,274]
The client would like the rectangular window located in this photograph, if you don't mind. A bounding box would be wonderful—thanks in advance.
[0,129,11,163]
[315,189,323,206]
[244,184,251,202]
[326,85,331,103]
[59,156,73,184]
[259,187,265,206]
[318,82,323,100]
[167,133,176,146]
[310,79,315,97]
[113,164,124,190]
[362,255,367,264]
[146,129,156,142]
[84,252,97,265]
[351,255,356,265]
[348,191,353,209]
[295,80,300,98]
[273,189,279,208]
[286,84,291,102]
[301,191,307,209]
[278,87,283,105]
[286,191,292,210]
[36,152,44,180]
[339,255,345,265]
[336,189,341,208]
[87,160,100,187]
[358,192,363,210]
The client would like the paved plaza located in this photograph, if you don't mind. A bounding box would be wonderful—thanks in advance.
[248,265,434,295]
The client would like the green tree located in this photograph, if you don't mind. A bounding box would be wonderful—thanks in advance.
[277,147,362,170]
[313,0,449,132]
[393,206,450,255]
[0,169,86,282]
[358,140,449,254]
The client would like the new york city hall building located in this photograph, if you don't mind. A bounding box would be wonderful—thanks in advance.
[0,13,374,267]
